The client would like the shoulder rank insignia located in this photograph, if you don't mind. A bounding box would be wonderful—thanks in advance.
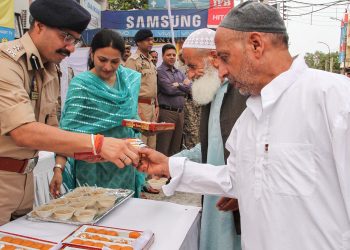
[5,44,23,58]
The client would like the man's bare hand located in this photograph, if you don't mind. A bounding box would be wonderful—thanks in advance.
[137,148,170,177]
[216,197,239,212]
[100,138,140,168]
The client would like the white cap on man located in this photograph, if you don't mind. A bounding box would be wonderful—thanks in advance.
[182,28,216,49]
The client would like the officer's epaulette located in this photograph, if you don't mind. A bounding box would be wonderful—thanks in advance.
[1,40,25,61]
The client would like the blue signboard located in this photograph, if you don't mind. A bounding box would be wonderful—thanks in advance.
[148,0,209,9]
[82,28,194,45]
[82,28,196,44]
[116,29,197,38]
[82,28,100,45]
[102,9,208,31]
[0,26,14,43]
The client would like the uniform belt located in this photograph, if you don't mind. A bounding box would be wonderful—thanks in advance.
[159,104,183,113]
[0,157,38,174]
[138,97,155,105]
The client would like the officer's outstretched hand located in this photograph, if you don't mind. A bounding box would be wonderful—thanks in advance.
[100,138,140,168]
[137,148,170,177]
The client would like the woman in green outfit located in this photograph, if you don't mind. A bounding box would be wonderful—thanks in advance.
[49,29,144,197]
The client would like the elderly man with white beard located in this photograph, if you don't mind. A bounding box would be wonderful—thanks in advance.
[173,28,247,250]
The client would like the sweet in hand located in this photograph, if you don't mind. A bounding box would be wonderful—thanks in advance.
[136,148,170,177]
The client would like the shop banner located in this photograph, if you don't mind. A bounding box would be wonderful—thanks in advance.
[339,12,348,65]
[80,0,101,29]
[0,26,15,43]
[148,0,209,9]
[207,0,234,28]
[102,9,208,30]
[0,0,14,29]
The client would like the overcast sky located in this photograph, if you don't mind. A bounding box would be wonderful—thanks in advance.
[234,0,348,55]
[271,0,348,55]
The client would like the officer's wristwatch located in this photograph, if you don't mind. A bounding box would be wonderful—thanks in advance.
[53,164,64,172]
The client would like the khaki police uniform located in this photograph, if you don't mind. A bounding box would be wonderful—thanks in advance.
[0,33,60,225]
[125,49,157,149]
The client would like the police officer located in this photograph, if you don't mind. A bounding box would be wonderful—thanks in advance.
[125,29,158,149]
[0,0,139,225]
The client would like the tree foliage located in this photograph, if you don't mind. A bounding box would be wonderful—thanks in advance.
[107,0,148,10]
[304,51,341,73]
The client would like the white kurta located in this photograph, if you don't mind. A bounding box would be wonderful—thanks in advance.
[163,55,350,250]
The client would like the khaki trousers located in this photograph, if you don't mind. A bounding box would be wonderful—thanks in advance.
[156,109,184,156]
[0,170,34,225]
[138,102,157,149]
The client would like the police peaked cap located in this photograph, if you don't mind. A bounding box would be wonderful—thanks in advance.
[30,0,91,33]
[134,29,153,43]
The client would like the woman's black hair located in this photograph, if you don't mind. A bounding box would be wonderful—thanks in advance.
[88,29,125,70]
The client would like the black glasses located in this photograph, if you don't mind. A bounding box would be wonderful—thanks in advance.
[58,29,82,46]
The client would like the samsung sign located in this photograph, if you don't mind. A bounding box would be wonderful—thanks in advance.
[102,9,207,30]
[126,14,202,29]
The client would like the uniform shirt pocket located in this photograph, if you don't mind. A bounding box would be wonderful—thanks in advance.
[39,101,57,124]
[265,143,317,196]
[43,81,59,103]
[141,68,153,76]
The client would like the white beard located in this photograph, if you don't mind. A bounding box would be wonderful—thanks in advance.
[191,66,221,105]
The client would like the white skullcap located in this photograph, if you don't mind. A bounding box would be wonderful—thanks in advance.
[182,28,216,49]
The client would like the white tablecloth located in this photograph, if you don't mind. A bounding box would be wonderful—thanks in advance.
[0,198,201,250]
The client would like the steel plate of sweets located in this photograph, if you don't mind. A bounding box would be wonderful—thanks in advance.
[122,119,175,132]
[0,230,58,250]
[26,187,134,225]
[62,225,154,250]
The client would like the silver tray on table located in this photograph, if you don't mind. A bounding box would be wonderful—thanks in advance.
[26,188,134,225]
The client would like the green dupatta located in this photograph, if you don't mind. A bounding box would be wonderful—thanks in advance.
[60,65,144,197]
[61,65,140,132]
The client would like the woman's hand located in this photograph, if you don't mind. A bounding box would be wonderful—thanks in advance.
[100,138,140,168]
[49,168,63,198]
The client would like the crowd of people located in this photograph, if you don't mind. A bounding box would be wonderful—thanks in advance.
[1,0,350,249]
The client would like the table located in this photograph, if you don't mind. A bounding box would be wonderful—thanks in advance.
[0,198,201,250]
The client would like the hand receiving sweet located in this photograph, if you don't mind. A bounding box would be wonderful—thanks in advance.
[136,148,170,177]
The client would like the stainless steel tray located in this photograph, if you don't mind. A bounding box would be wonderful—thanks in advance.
[26,188,134,225]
